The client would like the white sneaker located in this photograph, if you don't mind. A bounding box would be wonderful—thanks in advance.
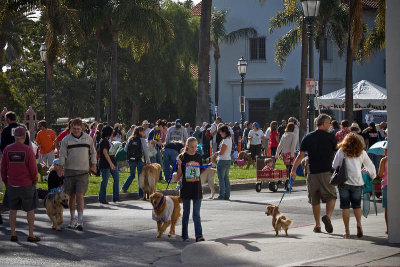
[68,218,78,229]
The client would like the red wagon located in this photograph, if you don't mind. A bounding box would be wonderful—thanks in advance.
[255,157,290,192]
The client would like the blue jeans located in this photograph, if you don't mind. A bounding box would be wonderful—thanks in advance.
[217,160,231,199]
[150,148,163,181]
[338,184,362,209]
[182,198,202,240]
[121,160,144,197]
[99,168,120,202]
[163,148,179,182]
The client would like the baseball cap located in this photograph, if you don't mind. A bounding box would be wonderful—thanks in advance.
[253,122,260,128]
[175,119,182,128]
[142,120,150,125]
[14,126,26,137]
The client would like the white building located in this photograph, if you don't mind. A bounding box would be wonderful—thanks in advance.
[206,0,385,126]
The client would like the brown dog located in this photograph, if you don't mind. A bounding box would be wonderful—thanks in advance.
[45,191,69,231]
[301,156,309,177]
[37,162,49,182]
[237,150,254,169]
[139,163,162,200]
[265,205,292,236]
[149,192,182,238]
[172,167,217,199]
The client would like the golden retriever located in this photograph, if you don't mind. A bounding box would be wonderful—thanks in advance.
[171,167,217,199]
[301,156,309,177]
[139,163,162,200]
[149,192,182,238]
[45,191,69,231]
[265,204,292,236]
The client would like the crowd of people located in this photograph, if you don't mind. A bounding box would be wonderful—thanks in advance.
[0,110,389,242]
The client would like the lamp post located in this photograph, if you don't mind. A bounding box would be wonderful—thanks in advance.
[301,0,320,132]
[237,56,247,130]
[39,43,48,121]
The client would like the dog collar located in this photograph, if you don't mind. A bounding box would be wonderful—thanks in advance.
[154,195,165,211]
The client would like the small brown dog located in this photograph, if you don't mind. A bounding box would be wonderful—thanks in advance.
[139,163,162,200]
[149,192,182,238]
[37,162,49,182]
[237,150,254,169]
[45,191,69,231]
[265,204,292,236]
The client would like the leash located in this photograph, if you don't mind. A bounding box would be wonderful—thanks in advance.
[165,160,178,191]
[277,176,294,207]
[154,195,165,211]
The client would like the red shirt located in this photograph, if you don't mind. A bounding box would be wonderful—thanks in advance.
[56,130,69,141]
[1,142,38,186]
[335,128,350,143]
[269,130,279,148]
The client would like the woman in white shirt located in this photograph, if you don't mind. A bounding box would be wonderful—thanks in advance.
[332,133,376,238]
[248,122,264,161]
[275,122,297,172]
[214,125,232,200]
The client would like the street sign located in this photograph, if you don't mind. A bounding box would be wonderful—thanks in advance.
[306,78,317,95]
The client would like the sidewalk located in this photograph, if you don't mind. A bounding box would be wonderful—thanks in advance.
[181,214,399,266]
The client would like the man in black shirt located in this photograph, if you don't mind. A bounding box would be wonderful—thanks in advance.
[278,120,287,139]
[0,111,30,152]
[291,114,337,234]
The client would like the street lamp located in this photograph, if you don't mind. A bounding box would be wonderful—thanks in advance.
[39,43,48,121]
[237,56,247,130]
[301,0,320,132]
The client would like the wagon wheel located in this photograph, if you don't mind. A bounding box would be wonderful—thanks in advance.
[269,182,278,192]
[256,183,262,192]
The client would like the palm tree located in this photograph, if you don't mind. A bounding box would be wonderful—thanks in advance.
[0,3,33,68]
[363,0,385,58]
[196,0,212,125]
[345,0,363,122]
[211,8,257,119]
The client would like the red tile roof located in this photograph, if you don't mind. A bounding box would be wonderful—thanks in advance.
[191,2,202,16]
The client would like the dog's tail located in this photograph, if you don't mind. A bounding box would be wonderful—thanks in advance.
[177,196,183,203]
[281,218,292,227]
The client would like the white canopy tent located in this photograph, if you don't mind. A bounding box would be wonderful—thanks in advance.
[317,80,387,111]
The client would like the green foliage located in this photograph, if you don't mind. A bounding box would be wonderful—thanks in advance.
[268,87,300,123]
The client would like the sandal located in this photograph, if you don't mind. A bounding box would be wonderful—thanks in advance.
[27,236,41,242]
[313,226,321,233]
[10,236,18,242]
[322,215,333,233]
[357,226,363,238]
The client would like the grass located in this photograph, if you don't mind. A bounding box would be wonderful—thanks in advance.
[0,160,304,200]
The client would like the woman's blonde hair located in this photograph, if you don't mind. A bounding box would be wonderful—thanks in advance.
[184,137,198,153]
[338,133,364,158]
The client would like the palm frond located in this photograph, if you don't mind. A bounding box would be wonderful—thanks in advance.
[269,0,302,34]
[225,27,257,44]
[364,0,385,58]
[274,26,302,69]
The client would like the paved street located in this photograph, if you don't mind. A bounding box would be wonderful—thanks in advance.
[0,184,396,266]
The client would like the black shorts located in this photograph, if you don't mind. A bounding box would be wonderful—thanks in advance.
[3,185,38,212]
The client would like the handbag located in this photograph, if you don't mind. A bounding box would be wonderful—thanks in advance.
[330,155,348,186]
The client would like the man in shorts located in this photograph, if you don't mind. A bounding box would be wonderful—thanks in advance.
[58,118,97,231]
[1,126,40,242]
[291,114,337,234]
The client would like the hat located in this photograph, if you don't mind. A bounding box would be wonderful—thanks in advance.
[350,123,361,133]
[202,122,207,127]
[53,158,60,165]
[253,122,260,128]
[175,119,182,128]
[142,120,150,125]
[14,126,26,137]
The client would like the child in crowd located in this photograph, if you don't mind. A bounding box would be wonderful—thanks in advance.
[377,143,388,234]
[176,137,205,242]
[262,158,275,172]
[47,158,64,193]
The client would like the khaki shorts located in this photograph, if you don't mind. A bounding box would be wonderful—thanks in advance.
[4,185,38,212]
[307,172,337,206]
[64,170,89,195]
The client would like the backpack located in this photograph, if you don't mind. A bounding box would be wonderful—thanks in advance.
[127,137,142,161]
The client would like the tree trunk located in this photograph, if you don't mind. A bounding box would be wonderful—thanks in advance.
[214,46,220,120]
[196,0,212,125]
[111,32,118,125]
[95,42,104,122]
[345,1,354,123]
[318,33,325,97]
[0,36,5,69]
[130,99,140,126]
[299,20,308,140]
